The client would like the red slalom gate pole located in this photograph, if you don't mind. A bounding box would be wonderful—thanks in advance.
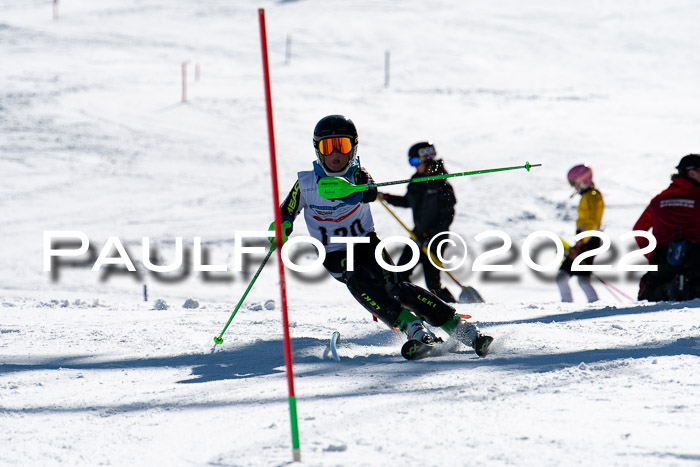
[258,8,301,463]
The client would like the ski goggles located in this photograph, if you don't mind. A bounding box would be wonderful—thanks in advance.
[409,155,436,166]
[408,146,437,166]
[317,137,354,156]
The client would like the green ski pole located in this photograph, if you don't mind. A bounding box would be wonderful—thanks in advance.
[213,248,274,345]
[318,161,542,199]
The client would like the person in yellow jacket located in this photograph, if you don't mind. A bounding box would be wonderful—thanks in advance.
[557,164,605,302]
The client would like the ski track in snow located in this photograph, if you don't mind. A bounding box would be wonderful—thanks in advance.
[2,0,700,465]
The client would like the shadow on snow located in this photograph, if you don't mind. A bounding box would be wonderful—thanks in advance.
[478,299,700,327]
[1,333,698,383]
[1,300,699,415]
[0,331,400,383]
[1,334,699,415]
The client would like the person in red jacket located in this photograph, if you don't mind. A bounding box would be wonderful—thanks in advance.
[633,154,700,301]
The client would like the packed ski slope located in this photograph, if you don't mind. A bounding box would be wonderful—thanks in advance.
[2,0,700,465]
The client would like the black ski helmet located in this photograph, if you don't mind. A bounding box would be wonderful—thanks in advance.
[676,154,700,174]
[408,141,437,166]
[313,115,359,176]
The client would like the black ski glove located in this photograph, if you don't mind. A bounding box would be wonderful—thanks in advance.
[355,168,378,203]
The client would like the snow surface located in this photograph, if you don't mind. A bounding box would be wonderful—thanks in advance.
[2,0,700,465]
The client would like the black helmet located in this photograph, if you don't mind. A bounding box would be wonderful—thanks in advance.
[313,115,359,176]
[676,154,700,174]
[408,141,437,166]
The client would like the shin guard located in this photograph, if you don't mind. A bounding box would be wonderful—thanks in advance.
[346,274,404,327]
[392,281,455,327]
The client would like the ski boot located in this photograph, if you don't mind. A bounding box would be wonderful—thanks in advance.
[473,333,493,357]
[406,320,437,344]
[401,320,440,360]
[446,315,493,357]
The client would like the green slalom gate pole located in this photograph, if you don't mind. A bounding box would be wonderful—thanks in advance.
[213,247,273,345]
[318,161,542,199]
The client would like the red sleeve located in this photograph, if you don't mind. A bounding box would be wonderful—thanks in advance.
[633,204,654,249]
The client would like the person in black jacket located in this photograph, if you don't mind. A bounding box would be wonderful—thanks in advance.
[379,141,458,303]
